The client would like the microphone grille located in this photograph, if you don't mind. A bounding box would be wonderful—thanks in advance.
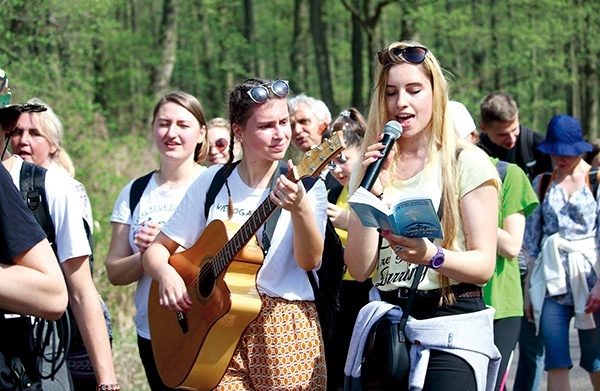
[384,120,403,138]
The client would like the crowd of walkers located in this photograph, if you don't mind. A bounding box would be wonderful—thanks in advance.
[1,38,599,391]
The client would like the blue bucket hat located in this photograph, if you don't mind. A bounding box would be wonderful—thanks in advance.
[537,114,592,157]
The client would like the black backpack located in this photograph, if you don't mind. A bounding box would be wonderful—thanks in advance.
[19,162,94,269]
[129,166,346,340]
[18,161,109,380]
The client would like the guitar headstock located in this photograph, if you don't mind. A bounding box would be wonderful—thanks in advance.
[294,131,346,180]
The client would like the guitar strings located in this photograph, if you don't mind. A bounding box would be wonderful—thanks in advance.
[183,139,342,293]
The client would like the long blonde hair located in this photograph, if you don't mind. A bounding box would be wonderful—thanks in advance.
[353,40,472,302]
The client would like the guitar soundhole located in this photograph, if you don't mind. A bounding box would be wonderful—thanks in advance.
[198,261,215,299]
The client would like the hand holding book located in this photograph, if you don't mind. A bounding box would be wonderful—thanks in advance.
[348,187,443,239]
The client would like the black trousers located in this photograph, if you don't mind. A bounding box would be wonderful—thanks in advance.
[137,335,179,391]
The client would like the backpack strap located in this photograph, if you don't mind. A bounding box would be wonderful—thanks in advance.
[537,170,554,204]
[204,162,240,219]
[203,160,286,254]
[519,126,536,178]
[83,217,95,274]
[537,168,599,203]
[129,171,154,217]
[587,168,600,200]
[19,161,56,251]
[260,161,290,254]
[495,160,509,183]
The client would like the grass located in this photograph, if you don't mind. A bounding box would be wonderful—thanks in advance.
[73,133,158,390]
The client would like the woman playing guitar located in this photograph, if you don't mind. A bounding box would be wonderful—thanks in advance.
[143,78,328,390]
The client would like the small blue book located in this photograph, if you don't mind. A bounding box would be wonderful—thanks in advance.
[348,187,443,239]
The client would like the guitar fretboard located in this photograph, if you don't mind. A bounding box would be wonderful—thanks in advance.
[205,133,344,279]
[212,197,277,276]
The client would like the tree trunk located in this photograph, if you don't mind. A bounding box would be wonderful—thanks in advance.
[340,0,394,95]
[350,0,364,111]
[490,0,500,89]
[290,0,306,93]
[309,0,335,111]
[244,0,256,75]
[569,34,581,120]
[150,0,179,99]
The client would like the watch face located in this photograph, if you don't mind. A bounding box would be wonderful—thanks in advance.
[430,252,445,269]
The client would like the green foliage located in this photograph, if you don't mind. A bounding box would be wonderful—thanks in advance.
[2,0,599,388]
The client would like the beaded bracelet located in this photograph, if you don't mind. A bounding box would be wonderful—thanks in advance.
[97,384,121,391]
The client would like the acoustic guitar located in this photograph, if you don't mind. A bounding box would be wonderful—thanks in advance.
[147,132,345,390]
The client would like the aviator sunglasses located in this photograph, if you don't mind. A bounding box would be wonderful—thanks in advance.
[211,137,228,153]
[377,46,429,66]
[247,80,290,104]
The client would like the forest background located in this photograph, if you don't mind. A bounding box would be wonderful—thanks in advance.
[1,0,599,389]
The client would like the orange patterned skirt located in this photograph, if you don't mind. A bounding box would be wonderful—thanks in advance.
[215,295,327,390]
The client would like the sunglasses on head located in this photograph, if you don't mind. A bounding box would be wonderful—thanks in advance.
[211,137,229,152]
[377,46,429,66]
[246,80,290,104]
[327,152,348,171]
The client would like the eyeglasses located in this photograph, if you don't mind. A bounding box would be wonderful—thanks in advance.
[327,152,348,171]
[210,138,229,153]
[246,80,290,104]
[377,46,429,66]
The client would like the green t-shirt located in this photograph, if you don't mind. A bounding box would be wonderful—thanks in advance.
[484,158,539,319]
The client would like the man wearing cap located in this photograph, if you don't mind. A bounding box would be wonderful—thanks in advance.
[524,114,600,391]
[478,92,552,391]
[0,68,119,391]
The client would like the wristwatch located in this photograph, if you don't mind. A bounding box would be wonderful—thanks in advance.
[429,245,445,269]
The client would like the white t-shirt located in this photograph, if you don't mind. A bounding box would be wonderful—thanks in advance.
[110,168,206,339]
[162,163,328,302]
[48,161,93,231]
[9,155,91,263]
[373,146,498,291]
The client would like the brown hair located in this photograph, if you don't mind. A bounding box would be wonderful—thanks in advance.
[323,107,366,149]
[479,92,518,127]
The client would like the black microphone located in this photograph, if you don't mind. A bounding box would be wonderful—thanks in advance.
[359,120,402,191]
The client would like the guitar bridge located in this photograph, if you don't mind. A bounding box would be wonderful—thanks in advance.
[177,312,189,334]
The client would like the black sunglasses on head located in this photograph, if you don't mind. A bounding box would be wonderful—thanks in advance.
[246,80,290,104]
[377,46,429,66]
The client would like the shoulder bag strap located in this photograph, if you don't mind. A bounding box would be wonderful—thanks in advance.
[398,264,426,330]
[398,194,445,329]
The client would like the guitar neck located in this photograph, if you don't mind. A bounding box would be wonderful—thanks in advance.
[208,132,345,278]
[211,171,294,277]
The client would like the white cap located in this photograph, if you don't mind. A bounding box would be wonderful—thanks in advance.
[448,100,476,139]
